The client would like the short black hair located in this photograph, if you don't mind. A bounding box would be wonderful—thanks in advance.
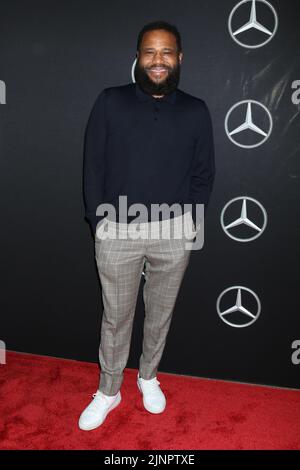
[136,20,182,54]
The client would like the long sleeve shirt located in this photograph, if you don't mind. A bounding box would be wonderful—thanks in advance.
[83,82,215,235]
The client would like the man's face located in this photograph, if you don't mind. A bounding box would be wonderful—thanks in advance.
[135,29,183,96]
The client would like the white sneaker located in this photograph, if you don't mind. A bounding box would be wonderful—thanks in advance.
[78,390,121,431]
[137,373,166,414]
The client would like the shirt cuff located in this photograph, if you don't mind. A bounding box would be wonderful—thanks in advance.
[86,214,107,236]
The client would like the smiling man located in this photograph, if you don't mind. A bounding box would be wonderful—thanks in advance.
[80,20,215,431]
[134,28,181,97]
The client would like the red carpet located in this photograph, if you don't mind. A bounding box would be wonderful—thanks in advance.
[0,351,299,450]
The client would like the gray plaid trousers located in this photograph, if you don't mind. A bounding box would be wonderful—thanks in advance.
[94,212,196,396]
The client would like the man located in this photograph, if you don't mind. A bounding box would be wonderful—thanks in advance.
[79,20,215,431]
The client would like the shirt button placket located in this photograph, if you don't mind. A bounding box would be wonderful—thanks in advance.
[154,103,160,122]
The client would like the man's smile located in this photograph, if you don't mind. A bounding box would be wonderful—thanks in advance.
[148,67,168,77]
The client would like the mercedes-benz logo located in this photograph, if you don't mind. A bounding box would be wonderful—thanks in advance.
[217,286,261,328]
[225,100,273,148]
[221,196,267,242]
[228,0,278,49]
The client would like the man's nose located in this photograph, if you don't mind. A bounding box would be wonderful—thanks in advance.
[152,51,165,62]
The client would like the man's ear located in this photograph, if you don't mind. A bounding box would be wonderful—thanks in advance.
[179,52,183,64]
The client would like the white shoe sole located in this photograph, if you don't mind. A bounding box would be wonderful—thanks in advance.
[78,392,121,431]
[137,380,166,414]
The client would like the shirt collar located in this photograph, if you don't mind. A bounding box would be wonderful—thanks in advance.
[135,82,177,104]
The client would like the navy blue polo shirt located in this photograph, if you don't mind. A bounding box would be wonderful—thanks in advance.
[83,82,215,234]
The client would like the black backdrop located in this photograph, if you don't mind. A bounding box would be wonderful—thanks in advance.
[1,0,299,389]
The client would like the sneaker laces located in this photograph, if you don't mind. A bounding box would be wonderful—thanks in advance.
[89,391,113,410]
[140,377,161,395]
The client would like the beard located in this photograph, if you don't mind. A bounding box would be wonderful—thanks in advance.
[134,58,181,96]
